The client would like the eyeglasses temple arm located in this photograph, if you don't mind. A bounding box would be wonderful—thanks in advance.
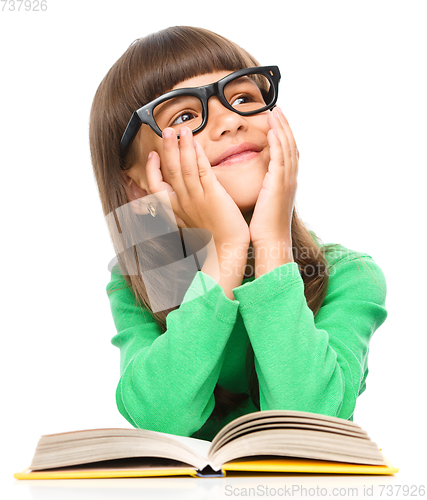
[120,111,143,160]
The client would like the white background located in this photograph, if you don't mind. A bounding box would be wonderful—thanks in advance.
[1,0,426,498]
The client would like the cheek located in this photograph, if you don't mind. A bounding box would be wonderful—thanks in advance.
[257,112,271,134]
[140,134,169,178]
[139,126,163,161]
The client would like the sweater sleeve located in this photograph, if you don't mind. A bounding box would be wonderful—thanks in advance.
[107,269,239,437]
[232,254,388,420]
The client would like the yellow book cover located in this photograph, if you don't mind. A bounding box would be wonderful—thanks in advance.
[14,452,399,479]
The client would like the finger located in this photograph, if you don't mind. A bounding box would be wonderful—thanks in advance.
[178,127,204,199]
[268,109,292,183]
[275,107,297,152]
[145,151,169,193]
[162,127,189,200]
[145,150,176,200]
[194,140,217,193]
[267,128,285,181]
[275,107,299,181]
[295,146,299,178]
[145,150,181,216]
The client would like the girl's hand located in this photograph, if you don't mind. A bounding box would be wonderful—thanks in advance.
[145,126,250,248]
[249,107,299,248]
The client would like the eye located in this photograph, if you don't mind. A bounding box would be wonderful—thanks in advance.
[231,95,252,106]
[171,111,197,126]
[230,93,262,108]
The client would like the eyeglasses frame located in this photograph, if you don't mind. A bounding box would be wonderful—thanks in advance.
[119,65,281,167]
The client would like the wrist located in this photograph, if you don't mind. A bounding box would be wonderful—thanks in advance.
[253,237,293,254]
[215,240,250,258]
[253,239,294,279]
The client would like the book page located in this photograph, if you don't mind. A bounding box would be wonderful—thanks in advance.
[210,429,385,469]
[211,418,368,454]
[167,434,211,460]
[30,428,211,471]
[211,410,366,453]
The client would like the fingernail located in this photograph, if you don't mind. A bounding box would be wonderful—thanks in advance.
[163,129,172,139]
[180,127,187,137]
[148,152,153,160]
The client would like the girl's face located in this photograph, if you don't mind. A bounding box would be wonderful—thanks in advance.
[129,71,273,220]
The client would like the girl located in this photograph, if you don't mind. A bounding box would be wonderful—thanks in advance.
[89,26,388,441]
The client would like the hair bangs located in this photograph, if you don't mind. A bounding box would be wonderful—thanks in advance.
[130,26,260,105]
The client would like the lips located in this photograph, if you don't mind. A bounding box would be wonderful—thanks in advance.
[211,142,263,167]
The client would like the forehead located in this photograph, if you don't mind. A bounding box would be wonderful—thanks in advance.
[172,71,234,91]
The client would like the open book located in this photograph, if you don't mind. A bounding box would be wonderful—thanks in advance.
[14,410,398,479]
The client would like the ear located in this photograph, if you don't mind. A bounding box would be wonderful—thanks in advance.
[122,173,150,215]
[121,172,188,229]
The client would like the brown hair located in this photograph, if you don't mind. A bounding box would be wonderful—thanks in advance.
[89,26,344,422]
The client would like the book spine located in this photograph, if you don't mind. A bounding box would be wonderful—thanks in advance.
[196,465,225,478]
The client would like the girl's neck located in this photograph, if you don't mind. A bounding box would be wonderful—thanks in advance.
[243,208,255,279]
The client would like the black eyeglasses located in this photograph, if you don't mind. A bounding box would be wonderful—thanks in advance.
[119,65,281,168]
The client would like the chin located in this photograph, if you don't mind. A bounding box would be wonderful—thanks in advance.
[237,188,262,211]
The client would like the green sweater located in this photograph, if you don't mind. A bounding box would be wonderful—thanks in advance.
[107,237,387,441]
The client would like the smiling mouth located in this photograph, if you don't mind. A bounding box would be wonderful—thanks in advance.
[211,143,263,167]
[213,150,261,167]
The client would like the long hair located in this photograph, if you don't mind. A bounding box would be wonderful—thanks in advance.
[89,26,342,421]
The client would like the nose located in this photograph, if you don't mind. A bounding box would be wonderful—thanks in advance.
[205,96,248,138]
